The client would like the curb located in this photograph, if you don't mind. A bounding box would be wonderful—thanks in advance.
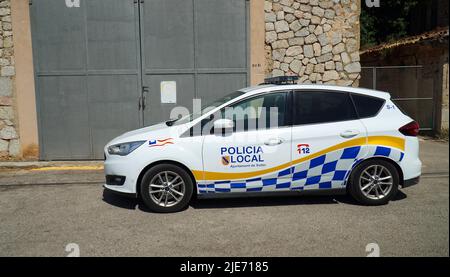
[0,161,104,171]
[30,165,104,171]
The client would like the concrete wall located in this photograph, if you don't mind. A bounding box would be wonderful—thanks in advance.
[251,0,267,85]
[442,62,449,137]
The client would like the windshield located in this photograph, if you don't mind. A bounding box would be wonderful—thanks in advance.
[168,90,245,126]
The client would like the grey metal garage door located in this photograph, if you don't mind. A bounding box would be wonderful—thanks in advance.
[30,0,248,160]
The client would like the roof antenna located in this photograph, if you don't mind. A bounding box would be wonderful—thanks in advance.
[349,73,361,87]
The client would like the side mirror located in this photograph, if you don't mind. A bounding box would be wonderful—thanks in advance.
[213,118,234,131]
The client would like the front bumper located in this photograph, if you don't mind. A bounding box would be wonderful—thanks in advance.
[103,185,137,198]
[103,154,142,195]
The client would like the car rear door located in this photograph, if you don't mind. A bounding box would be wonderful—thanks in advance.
[290,90,368,191]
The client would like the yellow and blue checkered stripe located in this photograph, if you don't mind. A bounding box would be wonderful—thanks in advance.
[195,136,405,194]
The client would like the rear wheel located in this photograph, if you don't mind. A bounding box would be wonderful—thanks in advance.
[349,159,399,205]
[140,164,194,213]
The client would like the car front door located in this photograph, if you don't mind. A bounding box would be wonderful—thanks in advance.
[199,92,293,193]
[290,90,368,191]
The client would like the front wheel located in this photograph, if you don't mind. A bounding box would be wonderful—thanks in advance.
[349,159,399,205]
[140,164,194,213]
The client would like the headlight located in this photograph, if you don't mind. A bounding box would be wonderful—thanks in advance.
[107,141,146,156]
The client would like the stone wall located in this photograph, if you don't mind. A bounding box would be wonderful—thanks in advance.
[0,0,18,158]
[265,0,361,85]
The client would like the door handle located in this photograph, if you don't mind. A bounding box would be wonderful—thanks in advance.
[264,138,283,146]
[340,130,360,139]
[141,86,149,110]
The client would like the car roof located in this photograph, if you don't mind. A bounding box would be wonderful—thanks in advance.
[187,84,391,128]
[238,84,391,100]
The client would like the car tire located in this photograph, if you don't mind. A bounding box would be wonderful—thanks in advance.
[349,159,399,206]
[140,164,194,213]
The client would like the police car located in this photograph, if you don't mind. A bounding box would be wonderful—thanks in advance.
[104,76,421,213]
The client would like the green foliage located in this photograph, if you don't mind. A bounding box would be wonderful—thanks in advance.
[360,0,426,49]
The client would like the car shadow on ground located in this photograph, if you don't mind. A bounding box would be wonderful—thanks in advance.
[102,189,408,213]
[102,189,140,210]
[192,195,343,209]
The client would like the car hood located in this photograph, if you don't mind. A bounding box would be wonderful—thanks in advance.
[105,122,186,147]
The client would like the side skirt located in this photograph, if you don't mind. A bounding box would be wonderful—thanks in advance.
[196,188,347,199]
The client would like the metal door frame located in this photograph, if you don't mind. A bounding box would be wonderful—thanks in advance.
[30,0,250,160]
[30,0,143,160]
[137,0,250,124]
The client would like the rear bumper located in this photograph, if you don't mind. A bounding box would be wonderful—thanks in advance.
[402,176,420,188]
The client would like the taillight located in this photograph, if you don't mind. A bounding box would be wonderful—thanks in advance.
[399,121,420,136]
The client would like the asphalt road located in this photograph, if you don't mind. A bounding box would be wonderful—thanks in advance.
[0,139,448,257]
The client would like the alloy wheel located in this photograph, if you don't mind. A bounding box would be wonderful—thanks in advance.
[359,165,394,200]
[149,171,185,207]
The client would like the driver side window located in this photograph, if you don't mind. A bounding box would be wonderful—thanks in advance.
[185,92,289,136]
[217,92,288,133]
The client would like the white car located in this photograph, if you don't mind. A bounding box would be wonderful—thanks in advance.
[104,77,422,213]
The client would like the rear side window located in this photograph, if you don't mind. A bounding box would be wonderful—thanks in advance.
[293,91,358,125]
[351,94,385,118]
